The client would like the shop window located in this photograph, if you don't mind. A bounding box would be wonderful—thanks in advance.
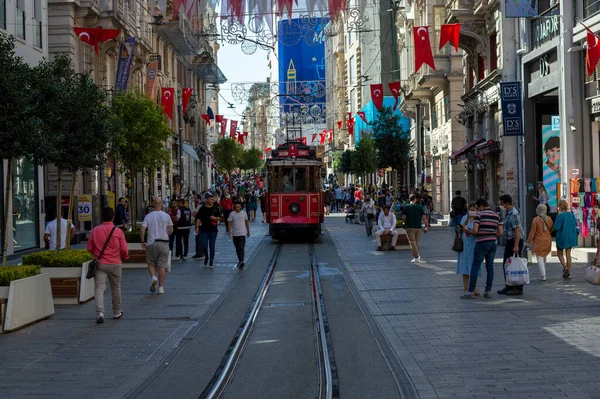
[489,33,497,71]
[585,0,600,18]
[431,110,437,129]
[12,158,38,251]
[445,95,451,122]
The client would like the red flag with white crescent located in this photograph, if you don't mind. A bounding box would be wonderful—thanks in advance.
[328,129,333,142]
[302,137,307,145]
[357,111,367,123]
[388,81,401,111]
[312,133,318,143]
[230,120,238,138]
[238,132,245,144]
[220,118,228,137]
[319,131,326,145]
[73,27,120,55]
[584,24,600,76]
[160,88,175,120]
[347,112,352,120]
[370,84,384,110]
[414,26,436,72]
[347,118,355,135]
[201,114,211,126]
[215,115,224,123]
[336,121,343,130]
[182,88,193,113]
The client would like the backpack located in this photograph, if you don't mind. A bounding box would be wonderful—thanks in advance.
[178,206,192,227]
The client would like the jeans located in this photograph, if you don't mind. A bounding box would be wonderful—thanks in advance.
[453,215,465,233]
[503,238,524,291]
[232,236,246,263]
[364,214,374,236]
[194,231,204,257]
[202,231,218,265]
[468,240,497,293]
[169,227,178,251]
[176,228,190,257]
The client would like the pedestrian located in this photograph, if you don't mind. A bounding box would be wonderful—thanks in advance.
[248,191,258,221]
[228,202,251,268]
[335,186,343,212]
[43,211,76,250]
[192,195,205,259]
[461,198,502,299]
[259,190,267,223]
[402,194,429,262]
[532,182,549,212]
[220,191,233,232]
[456,202,481,295]
[176,198,192,261]
[87,207,129,324]
[113,197,127,229]
[385,190,394,209]
[167,200,179,258]
[498,194,525,296]
[195,193,222,268]
[123,200,130,230]
[376,205,399,251]
[324,189,332,215]
[451,190,467,233]
[527,204,554,281]
[362,195,376,236]
[420,189,433,225]
[554,199,578,279]
[140,198,173,295]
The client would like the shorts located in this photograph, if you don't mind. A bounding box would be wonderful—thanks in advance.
[146,241,170,268]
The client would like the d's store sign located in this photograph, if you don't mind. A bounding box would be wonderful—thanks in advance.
[500,82,523,136]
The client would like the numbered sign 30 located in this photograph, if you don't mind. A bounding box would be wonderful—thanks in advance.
[78,194,92,221]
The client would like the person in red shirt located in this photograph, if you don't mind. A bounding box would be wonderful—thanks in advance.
[220,191,234,232]
[87,207,129,324]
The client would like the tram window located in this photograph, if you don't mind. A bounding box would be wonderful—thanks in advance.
[271,168,281,192]
[282,168,294,192]
[295,168,307,191]
[308,167,317,191]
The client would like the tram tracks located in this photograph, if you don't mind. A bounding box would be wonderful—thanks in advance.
[199,243,339,399]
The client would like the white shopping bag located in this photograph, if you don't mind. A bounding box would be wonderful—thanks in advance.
[505,256,530,286]
[585,264,600,285]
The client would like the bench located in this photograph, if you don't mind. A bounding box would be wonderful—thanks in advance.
[124,249,147,264]
[49,278,80,298]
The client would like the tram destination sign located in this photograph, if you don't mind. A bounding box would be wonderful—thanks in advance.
[277,144,310,158]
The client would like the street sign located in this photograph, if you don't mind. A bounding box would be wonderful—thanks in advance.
[570,168,580,177]
[77,194,92,221]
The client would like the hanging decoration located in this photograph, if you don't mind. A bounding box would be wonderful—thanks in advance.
[414,26,436,72]
[439,24,461,52]
[319,131,326,145]
[347,117,355,135]
[388,81,401,111]
[72,27,120,54]
[182,88,193,113]
[201,114,211,125]
[336,121,343,130]
[328,129,333,143]
[357,111,367,123]
[312,132,318,143]
[230,120,239,138]
[215,115,224,123]
[160,88,175,120]
[238,132,245,144]
[370,84,384,110]
[243,131,249,137]
[220,118,228,137]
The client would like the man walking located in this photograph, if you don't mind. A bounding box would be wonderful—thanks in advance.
[461,198,502,299]
[140,198,173,295]
[176,198,193,261]
[88,207,129,324]
[362,195,376,236]
[192,195,204,259]
[451,190,467,233]
[498,194,525,296]
[376,205,399,251]
[324,189,332,215]
[220,191,233,232]
[335,186,343,212]
[195,193,222,268]
[403,194,430,262]
[228,202,251,268]
[113,197,127,229]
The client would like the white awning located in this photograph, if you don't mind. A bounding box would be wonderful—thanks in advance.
[182,143,200,161]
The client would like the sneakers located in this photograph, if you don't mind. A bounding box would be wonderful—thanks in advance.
[158,287,165,295]
[204,258,209,266]
[113,311,123,320]
[192,255,204,259]
[182,256,187,261]
[562,267,570,279]
[150,277,158,292]
[376,246,383,251]
[209,264,214,269]
[460,292,475,299]
[410,257,421,263]
[506,289,523,296]
[238,262,245,269]
[96,313,105,324]
[539,276,547,281]
[484,291,492,299]
[497,286,511,295]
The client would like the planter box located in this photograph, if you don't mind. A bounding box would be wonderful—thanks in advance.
[1,273,54,333]
[396,228,410,247]
[123,244,172,272]
[41,261,94,305]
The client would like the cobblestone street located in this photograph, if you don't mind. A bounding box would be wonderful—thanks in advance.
[326,213,600,399]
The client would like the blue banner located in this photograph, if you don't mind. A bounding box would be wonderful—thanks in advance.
[115,37,136,92]
[500,82,523,136]
[505,0,538,18]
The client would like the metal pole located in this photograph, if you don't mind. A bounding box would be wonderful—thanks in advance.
[415,103,422,190]
[178,98,184,196]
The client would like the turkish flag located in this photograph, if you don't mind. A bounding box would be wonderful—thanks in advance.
[238,133,245,144]
[201,114,211,125]
[388,81,401,111]
[243,131,248,137]
[439,24,461,52]
[215,115,224,123]
[265,147,272,153]
[319,131,326,145]
[370,84,384,110]
[336,121,343,130]
[160,88,175,120]
[182,88,193,113]
[312,132,318,143]
[230,120,238,138]
[220,118,228,137]
[414,26,436,72]
[347,118,355,135]
[328,129,333,142]
[585,25,600,76]
[302,137,307,145]
[357,111,367,123]
[73,27,120,54]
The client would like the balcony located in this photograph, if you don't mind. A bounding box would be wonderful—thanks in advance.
[417,58,449,89]
[473,0,496,16]
[445,0,475,23]
[191,62,227,84]
[152,10,208,56]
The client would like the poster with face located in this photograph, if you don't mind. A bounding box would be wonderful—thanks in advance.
[542,123,561,213]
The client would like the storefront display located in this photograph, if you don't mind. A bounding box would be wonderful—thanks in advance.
[569,177,600,238]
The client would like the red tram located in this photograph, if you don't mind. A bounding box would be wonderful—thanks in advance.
[265,141,324,239]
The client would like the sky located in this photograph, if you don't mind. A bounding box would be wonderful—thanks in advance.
[216,42,270,122]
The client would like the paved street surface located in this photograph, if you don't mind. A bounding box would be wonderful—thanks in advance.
[2,212,600,399]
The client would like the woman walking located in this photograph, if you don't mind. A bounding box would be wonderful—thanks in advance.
[554,199,578,279]
[532,182,549,212]
[456,203,480,295]
[248,191,258,221]
[527,204,553,281]
[259,190,267,223]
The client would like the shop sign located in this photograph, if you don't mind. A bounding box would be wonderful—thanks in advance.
[500,82,523,136]
[77,195,92,222]
[532,15,560,50]
[540,55,550,77]
[591,97,600,114]
[571,168,580,177]
[552,116,560,131]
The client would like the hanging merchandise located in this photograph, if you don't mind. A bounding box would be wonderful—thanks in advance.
[413,26,436,73]
[569,176,600,242]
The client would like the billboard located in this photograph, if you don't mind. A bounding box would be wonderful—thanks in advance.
[505,0,538,18]
[542,117,560,213]
[277,18,327,140]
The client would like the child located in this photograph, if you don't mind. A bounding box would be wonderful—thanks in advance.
[345,202,355,223]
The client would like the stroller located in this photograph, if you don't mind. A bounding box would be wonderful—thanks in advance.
[344,203,356,223]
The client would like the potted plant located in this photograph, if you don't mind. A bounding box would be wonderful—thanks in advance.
[0,265,54,332]
[21,250,94,304]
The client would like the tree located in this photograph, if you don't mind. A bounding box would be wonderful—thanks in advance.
[340,150,353,174]
[239,148,264,173]
[350,135,378,180]
[332,150,343,172]
[212,138,244,176]
[109,91,172,227]
[0,35,42,265]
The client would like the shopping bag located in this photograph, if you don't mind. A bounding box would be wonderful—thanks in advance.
[505,256,530,286]
[585,263,600,285]
[452,232,463,252]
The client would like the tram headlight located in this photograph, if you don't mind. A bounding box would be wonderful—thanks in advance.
[289,202,300,214]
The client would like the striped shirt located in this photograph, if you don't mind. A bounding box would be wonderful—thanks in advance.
[474,208,500,243]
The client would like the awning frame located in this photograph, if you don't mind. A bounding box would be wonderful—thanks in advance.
[450,138,486,161]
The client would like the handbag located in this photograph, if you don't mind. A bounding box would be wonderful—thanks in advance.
[452,231,464,252]
[540,216,555,238]
[585,262,600,285]
[86,226,117,279]
[505,256,530,286]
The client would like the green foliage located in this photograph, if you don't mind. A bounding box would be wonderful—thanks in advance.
[340,150,353,174]
[351,136,378,176]
[21,249,93,268]
[109,91,172,174]
[239,148,264,172]
[212,138,244,174]
[370,106,412,170]
[332,151,343,172]
[0,265,41,286]
[124,229,147,243]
